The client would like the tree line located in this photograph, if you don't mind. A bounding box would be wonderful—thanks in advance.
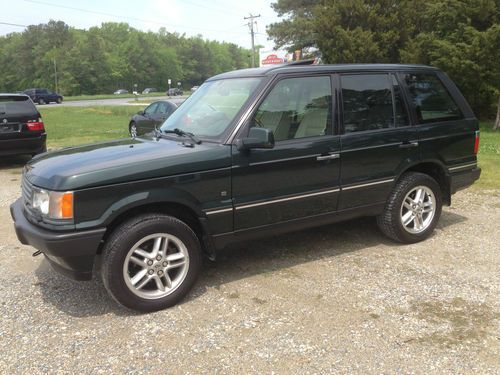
[268,0,499,124]
[0,21,252,95]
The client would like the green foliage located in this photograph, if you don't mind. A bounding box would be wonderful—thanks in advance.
[0,21,252,96]
[268,0,499,118]
[39,105,141,149]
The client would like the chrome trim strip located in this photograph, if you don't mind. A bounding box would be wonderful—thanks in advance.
[235,188,340,210]
[342,178,394,191]
[341,142,403,153]
[249,154,320,166]
[419,131,473,142]
[205,207,234,215]
[448,162,477,171]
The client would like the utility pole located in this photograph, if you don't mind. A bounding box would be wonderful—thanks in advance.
[244,14,260,68]
[53,59,58,93]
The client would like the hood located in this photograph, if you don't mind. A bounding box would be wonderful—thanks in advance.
[25,137,231,191]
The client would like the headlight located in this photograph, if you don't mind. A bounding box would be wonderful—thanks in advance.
[32,188,73,219]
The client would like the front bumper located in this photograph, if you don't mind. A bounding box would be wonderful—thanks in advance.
[450,167,481,194]
[10,198,106,280]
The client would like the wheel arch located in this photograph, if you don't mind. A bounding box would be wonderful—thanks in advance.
[94,193,215,259]
[398,160,450,205]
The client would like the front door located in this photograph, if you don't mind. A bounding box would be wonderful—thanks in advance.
[137,102,159,134]
[338,73,419,210]
[231,75,341,230]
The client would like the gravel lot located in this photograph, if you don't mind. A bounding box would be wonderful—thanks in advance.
[0,157,498,374]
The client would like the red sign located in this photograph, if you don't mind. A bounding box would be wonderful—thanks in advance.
[261,54,284,65]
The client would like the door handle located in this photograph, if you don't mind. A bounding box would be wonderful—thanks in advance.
[399,141,419,149]
[317,153,340,161]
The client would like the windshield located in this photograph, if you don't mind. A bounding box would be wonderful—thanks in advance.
[160,77,262,140]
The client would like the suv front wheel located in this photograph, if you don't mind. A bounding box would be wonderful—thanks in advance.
[377,172,442,243]
[101,213,202,311]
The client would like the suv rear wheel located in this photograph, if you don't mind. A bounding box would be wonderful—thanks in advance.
[377,172,442,243]
[101,213,202,312]
[38,98,45,105]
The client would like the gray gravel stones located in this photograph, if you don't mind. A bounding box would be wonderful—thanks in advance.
[0,167,498,374]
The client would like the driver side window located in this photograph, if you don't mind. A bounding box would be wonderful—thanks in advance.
[252,76,332,142]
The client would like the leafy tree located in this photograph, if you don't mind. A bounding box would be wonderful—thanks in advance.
[0,21,252,96]
[268,0,500,120]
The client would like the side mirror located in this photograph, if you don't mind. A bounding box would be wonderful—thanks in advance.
[138,110,145,116]
[236,127,275,151]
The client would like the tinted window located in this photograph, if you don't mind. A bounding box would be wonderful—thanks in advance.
[0,96,38,116]
[341,74,394,133]
[144,102,159,115]
[157,102,172,115]
[253,76,332,141]
[404,73,462,123]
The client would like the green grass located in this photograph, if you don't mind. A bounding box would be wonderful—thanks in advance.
[64,92,167,102]
[39,105,145,149]
[37,106,500,190]
[475,122,500,190]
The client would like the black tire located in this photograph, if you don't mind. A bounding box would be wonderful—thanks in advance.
[376,172,442,243]
[57,97,62,104]
[38,98,45,105]
[31,144,47,158]
[101,214,202,312]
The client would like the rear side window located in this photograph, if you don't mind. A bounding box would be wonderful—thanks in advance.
[404,73,463,123]
[341,74,394,133]
[0,96,38,117]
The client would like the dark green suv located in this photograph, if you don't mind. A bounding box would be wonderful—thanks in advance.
[11,63,481,311]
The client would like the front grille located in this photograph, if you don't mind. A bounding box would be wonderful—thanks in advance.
[21,174,35,215]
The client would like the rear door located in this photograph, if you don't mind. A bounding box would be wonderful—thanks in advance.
[400,71,479,174]
[232,74,341,230]
[338,73,418,210]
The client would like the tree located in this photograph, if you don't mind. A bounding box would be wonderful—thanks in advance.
[0,21,252,95]
[268,0,500,120]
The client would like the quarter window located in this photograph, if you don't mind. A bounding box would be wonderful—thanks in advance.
[404,73,462,123]
[252,76,332,141]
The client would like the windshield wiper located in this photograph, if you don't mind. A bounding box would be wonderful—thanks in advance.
[156,128,202,145]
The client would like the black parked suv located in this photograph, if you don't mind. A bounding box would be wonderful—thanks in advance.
[11,63,480,311]
[24,88,63,104]
[0,94,47,157]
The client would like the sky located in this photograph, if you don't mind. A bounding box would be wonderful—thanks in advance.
[0,0,282,50]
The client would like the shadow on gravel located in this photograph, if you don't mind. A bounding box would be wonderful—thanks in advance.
[34,210,467,317]
[0,155,31,171]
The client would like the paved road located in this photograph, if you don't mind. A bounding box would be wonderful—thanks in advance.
[35,96,186,107]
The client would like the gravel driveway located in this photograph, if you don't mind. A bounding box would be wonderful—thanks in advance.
[0,157,498,374]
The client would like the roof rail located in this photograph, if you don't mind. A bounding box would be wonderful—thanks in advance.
[285,59,317,66]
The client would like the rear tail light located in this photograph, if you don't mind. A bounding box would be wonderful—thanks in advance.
[27,119,45,131]
[474,130,480,155]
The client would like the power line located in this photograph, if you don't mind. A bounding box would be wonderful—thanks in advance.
[20,0,250,35]
[0,21,29,28]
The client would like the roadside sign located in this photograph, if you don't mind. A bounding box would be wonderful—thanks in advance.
[168,79,172,85]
